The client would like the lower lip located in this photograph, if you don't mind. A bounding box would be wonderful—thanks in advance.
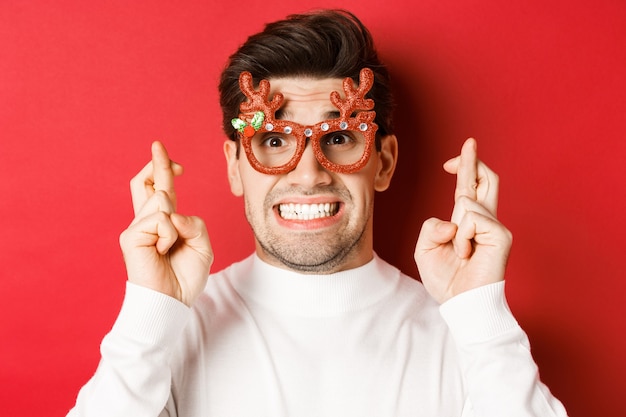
[274,205,343,230]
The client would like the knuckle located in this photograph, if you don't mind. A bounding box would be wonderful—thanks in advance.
[118,229,127,245]
[129,173,146,189]
[504,227,513,242]
[152,191,174,209]
[456,194,473,206]
[192,216,208,229]
[152,189,167,199]
[422,217,440,227]
[463,209,478,221]
[119,227,133,248]
[153,210,171,222]
[205,250,215,265]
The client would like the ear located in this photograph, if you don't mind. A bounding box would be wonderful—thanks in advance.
[223,140,244,196]
[374,135,398,192]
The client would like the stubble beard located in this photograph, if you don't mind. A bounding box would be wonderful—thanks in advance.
[245,187,372,274]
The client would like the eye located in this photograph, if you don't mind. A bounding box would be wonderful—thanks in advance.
[323,133,354,146]
[262,135,287,147]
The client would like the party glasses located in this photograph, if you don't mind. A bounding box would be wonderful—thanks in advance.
[231,68,379,175]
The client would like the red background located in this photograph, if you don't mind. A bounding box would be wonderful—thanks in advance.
[1,1,624,415]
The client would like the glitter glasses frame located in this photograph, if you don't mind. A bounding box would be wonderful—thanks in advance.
[232,68,379,176]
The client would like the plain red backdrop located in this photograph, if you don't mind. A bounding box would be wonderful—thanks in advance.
[1,0,624,415]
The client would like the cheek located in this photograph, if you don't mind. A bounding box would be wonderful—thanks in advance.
[340,174,377,210]
[242,185,270,229]
[239,169,278,210]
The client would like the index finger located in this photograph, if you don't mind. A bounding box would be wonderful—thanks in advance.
[152,141,177,198]
[444,138,499,216]
[446,138,478,202]
[129,141,183,215]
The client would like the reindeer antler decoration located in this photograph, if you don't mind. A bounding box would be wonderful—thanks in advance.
[231,72,283,138]
[232,68,377,139]
[330,68,376,120]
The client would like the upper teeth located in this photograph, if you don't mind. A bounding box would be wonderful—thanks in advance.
[279,203,338,220]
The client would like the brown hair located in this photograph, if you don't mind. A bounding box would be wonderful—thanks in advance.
[218,9,394,144]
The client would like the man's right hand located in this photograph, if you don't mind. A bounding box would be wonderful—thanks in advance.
[119,141,213,307]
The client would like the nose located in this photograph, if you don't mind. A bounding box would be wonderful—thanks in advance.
[286,140,333,188]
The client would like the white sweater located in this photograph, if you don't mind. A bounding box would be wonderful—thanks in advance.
[68,254,568,417]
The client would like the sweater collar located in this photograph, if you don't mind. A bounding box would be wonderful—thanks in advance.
[230,253,400,317]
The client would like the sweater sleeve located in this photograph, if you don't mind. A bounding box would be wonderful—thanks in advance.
[67,282,191,417]
[439,281,568,417]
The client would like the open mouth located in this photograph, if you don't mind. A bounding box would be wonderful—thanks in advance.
[278,202,340,220]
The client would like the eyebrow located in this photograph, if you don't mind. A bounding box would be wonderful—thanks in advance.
[275,109,341,121]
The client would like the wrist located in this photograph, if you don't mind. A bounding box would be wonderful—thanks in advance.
[439,281,519,345]
[111,281,191,350]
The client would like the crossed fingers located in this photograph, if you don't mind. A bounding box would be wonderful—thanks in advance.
[443,138,503,259]
[129,141,184,216]
[444,138,499,223]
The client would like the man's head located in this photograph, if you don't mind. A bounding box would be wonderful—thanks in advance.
[218,9,394,141]
[220,10,398,274]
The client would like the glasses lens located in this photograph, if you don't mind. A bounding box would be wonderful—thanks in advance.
[250,132,299,168]
[248,128,369,171]
[319,130,367,166]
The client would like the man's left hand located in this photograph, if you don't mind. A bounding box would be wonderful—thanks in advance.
[415,138,513,304]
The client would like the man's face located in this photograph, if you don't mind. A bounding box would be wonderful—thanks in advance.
[224,77,397,273]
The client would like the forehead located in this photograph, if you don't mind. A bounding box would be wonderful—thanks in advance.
[267,77,345,121]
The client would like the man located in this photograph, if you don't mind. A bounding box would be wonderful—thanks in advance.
[68,9,568,417]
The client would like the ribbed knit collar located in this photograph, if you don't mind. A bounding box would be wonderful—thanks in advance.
[230,253,400,317]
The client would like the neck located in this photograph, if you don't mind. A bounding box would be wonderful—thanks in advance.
[230,253,400,317]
